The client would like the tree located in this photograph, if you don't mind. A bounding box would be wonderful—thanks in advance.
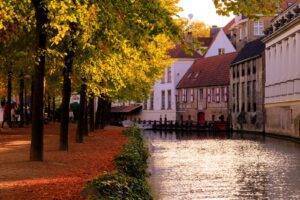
[30,0,48,161]
[213,0,283,18]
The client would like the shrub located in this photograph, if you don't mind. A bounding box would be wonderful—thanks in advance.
[85,127,152,200]
[87,172,152,200]
[115,127,149,179]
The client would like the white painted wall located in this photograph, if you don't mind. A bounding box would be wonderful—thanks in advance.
[139,58,195,121]
[204,29,236,58]
[265,24,300,104]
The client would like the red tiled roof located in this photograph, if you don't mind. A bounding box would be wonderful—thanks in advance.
[223,19,235,35]
[168,45,202,58]
[177,52,237,89]
[111,105,142,113]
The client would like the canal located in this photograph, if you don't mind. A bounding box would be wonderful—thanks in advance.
[144,131,300,200]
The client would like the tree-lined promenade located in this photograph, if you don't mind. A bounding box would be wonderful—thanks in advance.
[0,0,284,199]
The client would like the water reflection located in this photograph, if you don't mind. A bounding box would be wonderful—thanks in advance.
[144,131,300,200]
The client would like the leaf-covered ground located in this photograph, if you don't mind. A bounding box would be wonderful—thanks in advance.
[0,123,127,200]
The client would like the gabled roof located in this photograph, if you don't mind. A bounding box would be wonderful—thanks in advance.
[231,39,265,65]
[203,29,236,58]
[177,52,237,89]
[223,19,235,35]
[168,45,202,58]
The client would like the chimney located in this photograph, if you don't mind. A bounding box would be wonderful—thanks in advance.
[210,25,220,38]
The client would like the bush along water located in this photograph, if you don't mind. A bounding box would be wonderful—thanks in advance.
[85,127,152,200]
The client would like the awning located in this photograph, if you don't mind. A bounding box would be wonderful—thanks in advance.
[111,105,142,114]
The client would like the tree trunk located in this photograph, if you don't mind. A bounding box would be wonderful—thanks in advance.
[59,45,74,151]
[7,69,12,128]
[88,94,95,132]
[52,96,55,122]
[47,95,51,121]
[95,97,102,130]
[84,99,89,136]
[19,73,25,127]
[76,82,87,143]
[30,0,47,161]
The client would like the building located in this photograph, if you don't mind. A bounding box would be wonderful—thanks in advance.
[227,15,273,51]
[176,53,237,123]
[262,2,300,138]
[139,46,202,121]
[230,39,265,131]
[204,29,236,57]
[226,0,298,51]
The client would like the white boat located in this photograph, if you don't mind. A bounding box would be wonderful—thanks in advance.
[122,120,134,128]
[137,123,153,130]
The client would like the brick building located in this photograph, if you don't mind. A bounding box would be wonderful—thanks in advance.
[176,53,237,123]
[230,39,265,131]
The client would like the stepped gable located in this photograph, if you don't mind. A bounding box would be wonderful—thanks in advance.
[177,52,237,89]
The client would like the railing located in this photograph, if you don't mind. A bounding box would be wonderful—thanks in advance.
[134,119,231,132]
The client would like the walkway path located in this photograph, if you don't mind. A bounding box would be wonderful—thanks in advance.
[0,124,126,200]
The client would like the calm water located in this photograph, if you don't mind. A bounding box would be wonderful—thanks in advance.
[144,131,300,200]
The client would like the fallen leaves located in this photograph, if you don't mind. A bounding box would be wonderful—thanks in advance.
[0,123,127,200]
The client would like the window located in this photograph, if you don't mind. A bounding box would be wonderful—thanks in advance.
[253,63,256,74]
[199,89,204,100]
[247,63,251,75]
[248,102,251,112]
[233,84,236,98]
[216,88,220,103]
[182,89,187,102]
[190,89,194,102]
[242,65,245,76]
[167,90,172,109]
[254,21,264,36]
[161,90,165,110]
[247,81,251,97]
[207,89,212,103]
[237,67,240,78]
[143,100,147,110]
[218,48,225,55]
[212,88,216,102]
[167,68,172,83]
[150,91,154,110]
[223,87,228,102]
[252,80,256,106]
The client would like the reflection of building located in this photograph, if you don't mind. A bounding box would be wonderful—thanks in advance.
[262,2,300,138]
[230,39,265,131]
[176,53,237,123]
[139,46,202,121]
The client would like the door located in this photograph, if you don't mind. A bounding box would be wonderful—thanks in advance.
[198,112,205,125]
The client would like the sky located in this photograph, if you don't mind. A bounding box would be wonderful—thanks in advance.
[178,0,234,27]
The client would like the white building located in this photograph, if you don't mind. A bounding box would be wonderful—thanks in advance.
[263,2,300,138]
[204,29,236,58]
[139,46,201,121]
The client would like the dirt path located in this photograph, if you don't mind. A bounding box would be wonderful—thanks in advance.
[0,123,127,200]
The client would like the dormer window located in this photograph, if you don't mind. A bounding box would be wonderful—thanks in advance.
[218,48,225,55]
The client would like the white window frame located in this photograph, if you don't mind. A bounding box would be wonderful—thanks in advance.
[254,21,264,36]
